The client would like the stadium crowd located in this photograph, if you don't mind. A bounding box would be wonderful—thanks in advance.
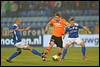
[1,1,99,34]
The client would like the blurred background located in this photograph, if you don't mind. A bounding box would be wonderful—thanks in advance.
[1,1,99,47]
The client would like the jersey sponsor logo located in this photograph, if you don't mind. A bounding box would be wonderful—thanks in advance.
[54,23,63,28]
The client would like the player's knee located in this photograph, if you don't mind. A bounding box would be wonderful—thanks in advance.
[80,41,85,47]
[16,50,21,55]
[49,41,55,46]
[23,45,32,51]
[64,44,70,48]
[64,44,68,48]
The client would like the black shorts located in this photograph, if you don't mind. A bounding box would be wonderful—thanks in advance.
[50,35,63,48]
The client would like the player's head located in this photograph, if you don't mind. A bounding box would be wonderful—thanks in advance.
[69,17,75,25]
[55,12,61,18]
[54,12,61,22]
[15,19,22,25]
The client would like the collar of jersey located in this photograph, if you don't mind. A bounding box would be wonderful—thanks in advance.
[13,24,18,26]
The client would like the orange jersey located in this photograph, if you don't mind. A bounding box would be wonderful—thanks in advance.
[50,18,69,37]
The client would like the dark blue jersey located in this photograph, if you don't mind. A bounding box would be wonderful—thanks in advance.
[66,23,83,38]
[9,24,22,44]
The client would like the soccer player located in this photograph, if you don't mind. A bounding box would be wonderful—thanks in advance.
[6,19,43,62]
[42,12,70,61]
[61,17,91,61]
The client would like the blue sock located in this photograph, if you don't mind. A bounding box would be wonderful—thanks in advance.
[7,52,19,61]
[61,48,67,59]
[32,49,42,56]
[82,47,86,56]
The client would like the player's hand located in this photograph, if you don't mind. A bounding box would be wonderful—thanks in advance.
[44,28,48,33]
[88,31,91,34]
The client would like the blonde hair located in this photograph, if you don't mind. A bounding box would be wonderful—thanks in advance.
[16,19,22,23]
[69,17,75,21]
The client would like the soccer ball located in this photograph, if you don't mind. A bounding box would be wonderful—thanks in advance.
[52,55,60,61]
[42,57,46,61]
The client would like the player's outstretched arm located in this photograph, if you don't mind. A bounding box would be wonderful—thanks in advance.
[9,30,15,33]
[83,26,91,34]
[44,22,51,33]
[24,26,32,31]
[19,26,31,32]
[8,27,19,33]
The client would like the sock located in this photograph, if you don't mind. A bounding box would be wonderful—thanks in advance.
[46,46,52,54]
[43,46,52,55]
[82,47,86,56]
[32,49,42,56]
[7,52,19,61]
[61,48,67,59]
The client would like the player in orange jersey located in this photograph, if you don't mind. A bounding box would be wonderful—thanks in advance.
[42,12,70,61]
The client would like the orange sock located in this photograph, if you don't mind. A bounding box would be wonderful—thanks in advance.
[44,46,52,55]
[46,46,52,54]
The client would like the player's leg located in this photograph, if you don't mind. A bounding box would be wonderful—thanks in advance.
[15,42,42,57]
[19,44,47,61]
[26,45,42,57]
[80,41,86,60]
[61,41,72,60]
[6,48,22,62]
[55,37,63,57]
[41,40,55,61]
[42,36,55,58]
[43,41,54,55]
[76,38,86,60]
[56,47,62,56]
[42,36,57,61]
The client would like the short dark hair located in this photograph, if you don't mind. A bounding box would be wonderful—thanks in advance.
[55,12,61,17]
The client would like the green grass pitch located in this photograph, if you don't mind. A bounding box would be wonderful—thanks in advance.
[1,47,99,66]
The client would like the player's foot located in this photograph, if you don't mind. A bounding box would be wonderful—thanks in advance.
[6,59,12,63]
[41,52,47,61]
[59,59,64,63]
[41,52,47,58]
[83,56,87,62]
